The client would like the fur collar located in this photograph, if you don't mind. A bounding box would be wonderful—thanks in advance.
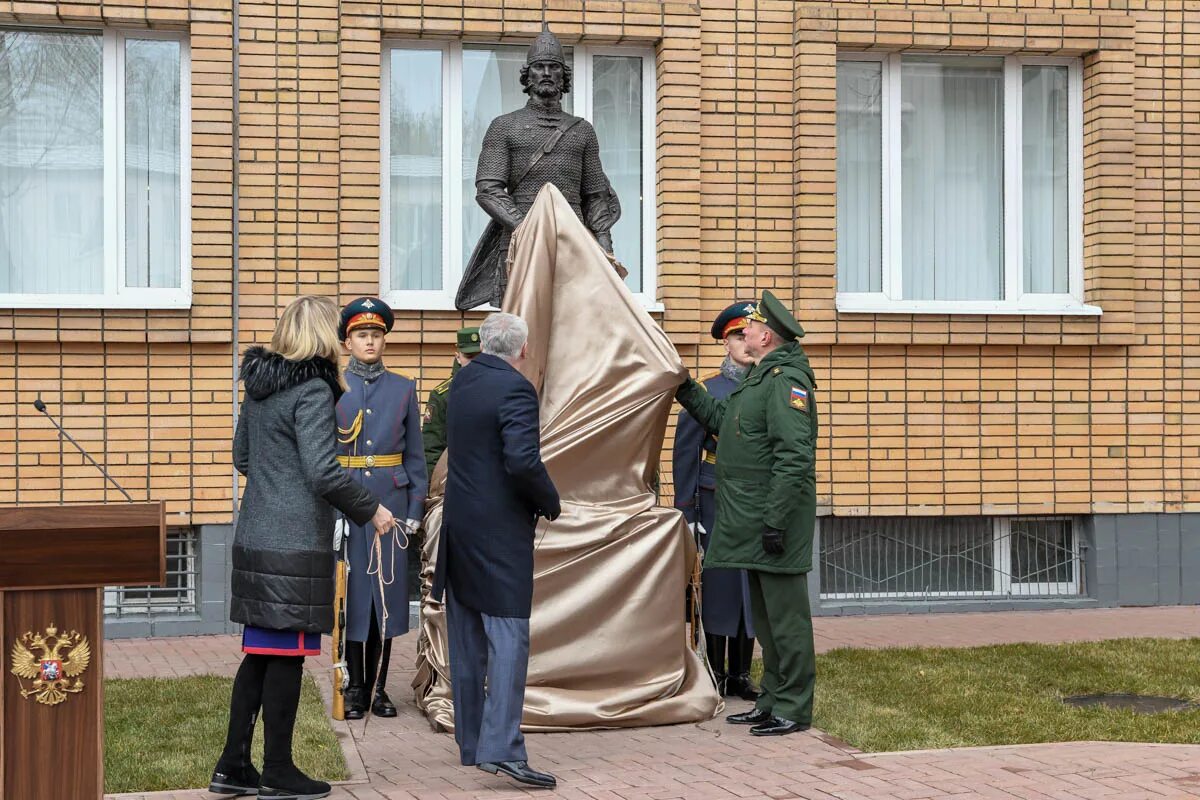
[239,346,344,402]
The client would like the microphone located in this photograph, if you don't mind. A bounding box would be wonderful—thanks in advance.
[33,396,134,502]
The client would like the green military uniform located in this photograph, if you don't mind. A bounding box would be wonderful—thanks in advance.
[422,327,481,479]
[675,291,817,728]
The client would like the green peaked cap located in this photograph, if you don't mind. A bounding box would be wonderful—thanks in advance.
[756,290,805,341]
[456,326,481,354]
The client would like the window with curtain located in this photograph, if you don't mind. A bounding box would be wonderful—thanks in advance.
[382,42,656,309]
[835,53,1085,315]
[0,28,189,307]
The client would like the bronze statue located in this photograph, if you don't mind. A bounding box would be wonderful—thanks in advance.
[455,25,621,310]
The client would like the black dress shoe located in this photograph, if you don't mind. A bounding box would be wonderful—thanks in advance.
[478,760,557,788]
[343,686,367,720]
[749,715,810,736]
[371,689,397,717]
[209,762,260,796]
[726,707,772,725]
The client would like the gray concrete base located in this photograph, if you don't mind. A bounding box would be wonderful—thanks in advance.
[814,512,1200,616]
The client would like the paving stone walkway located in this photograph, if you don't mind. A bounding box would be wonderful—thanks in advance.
[106,606,1200,800]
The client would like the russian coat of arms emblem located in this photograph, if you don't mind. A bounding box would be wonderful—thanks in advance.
[9,625,91,706]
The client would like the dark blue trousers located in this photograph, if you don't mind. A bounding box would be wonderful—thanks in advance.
[446,586,530,766]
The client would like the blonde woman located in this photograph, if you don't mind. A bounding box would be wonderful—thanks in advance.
[212,296,395,800]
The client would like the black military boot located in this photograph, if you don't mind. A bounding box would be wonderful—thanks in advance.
[705,632,728,694]
[371,639,397,717]
[343,641,367,720]
[725,633,760,701]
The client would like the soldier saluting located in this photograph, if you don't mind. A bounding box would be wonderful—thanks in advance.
[674,291,819,737]
[456,25,620,310]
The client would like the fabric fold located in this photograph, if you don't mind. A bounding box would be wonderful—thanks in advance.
[413,183,721,730]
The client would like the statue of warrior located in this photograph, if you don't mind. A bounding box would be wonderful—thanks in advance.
[455,25,622,310]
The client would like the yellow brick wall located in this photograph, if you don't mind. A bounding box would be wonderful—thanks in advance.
[0,0,1195,524]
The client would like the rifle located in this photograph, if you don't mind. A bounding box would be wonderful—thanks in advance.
[688,428,706,657]
[331,520,349,720]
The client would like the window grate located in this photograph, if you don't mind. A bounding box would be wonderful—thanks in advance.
[819,516,1082,600]
[104,527,198,617]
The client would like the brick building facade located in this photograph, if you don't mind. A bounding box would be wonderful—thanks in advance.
[0,0,1196,634]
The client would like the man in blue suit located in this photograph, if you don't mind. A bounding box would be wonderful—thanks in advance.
[431,312,561,789]
[673,301,760,701]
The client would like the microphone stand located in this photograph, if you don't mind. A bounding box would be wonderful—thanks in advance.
[33,396,133,502]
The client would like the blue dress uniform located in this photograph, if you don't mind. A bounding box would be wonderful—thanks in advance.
[336,367,428,640]
[672,300,760,700]
[335,297,429,719]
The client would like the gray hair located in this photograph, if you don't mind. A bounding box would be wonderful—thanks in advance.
[479,312,529,360]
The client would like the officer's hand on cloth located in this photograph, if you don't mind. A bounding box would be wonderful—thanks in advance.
[371,504,396,537]
[762,527,785,555]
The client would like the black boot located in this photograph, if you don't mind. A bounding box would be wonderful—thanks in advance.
[371,639,397,717]
[259,656,331,800]
[343,641,367,720]
[212,655,266,796]
[726,632,760,701]
[705,632,727,693]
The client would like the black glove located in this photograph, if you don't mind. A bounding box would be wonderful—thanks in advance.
[541,501,562,522]
[762,527,785,555]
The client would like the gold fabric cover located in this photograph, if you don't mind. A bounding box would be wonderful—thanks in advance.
[412,185,721,730]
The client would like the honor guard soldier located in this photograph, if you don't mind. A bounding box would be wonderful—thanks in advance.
[335,297,429,719]
[422,326,481,479]
[672,301,759,701]
[675,290,818,737]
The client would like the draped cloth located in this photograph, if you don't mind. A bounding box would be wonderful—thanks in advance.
[412,184,722,731]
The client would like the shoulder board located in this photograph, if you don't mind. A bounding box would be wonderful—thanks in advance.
[770,364,814,389]
[433,378,452,395]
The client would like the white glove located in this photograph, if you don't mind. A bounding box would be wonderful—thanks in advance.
[687,521,707,536]
[404,518,422,534]
[697,521,707,536]
[332,518,348,550]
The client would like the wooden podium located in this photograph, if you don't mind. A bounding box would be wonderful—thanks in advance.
[0,503,165,800]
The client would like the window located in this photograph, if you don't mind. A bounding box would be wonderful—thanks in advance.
[836,54,1092,315]
[381,42,656,310]
[104,528,198,617]
[819,516,1082,600]
[0,28,189,309]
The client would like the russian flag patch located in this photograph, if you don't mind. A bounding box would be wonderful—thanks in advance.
[789,386,808,411]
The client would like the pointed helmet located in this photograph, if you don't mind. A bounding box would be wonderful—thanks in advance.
[526,24,566,66]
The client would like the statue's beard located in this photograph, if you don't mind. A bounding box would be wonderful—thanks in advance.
[531,80,563,100]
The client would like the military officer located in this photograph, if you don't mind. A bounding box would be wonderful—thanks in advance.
[422,326,481,479]
[672,301,759,701]
[674,290,817,737]
[335,297,429,719]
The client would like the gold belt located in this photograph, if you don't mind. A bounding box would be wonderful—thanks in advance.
[337,454,404,468]
[704,451,717,465]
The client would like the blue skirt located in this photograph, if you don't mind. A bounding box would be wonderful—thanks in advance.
[242,625,321,656]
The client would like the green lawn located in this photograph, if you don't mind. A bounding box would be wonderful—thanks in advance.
[785,638,1200,752]
[104,674,347,794]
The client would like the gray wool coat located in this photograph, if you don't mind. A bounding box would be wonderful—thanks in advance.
[231,346,380,634]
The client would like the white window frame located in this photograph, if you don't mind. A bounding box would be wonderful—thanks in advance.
[0,27,192,310]
[819,516,1082,601]
[380,40,658,312]
[835,52,1095,317]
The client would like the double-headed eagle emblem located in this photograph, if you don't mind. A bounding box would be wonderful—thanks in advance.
[10,625,91,706]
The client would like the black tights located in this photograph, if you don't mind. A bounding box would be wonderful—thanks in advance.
[218,653,304,771]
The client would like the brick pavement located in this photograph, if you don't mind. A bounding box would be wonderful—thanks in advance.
[106,606,1200,800]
